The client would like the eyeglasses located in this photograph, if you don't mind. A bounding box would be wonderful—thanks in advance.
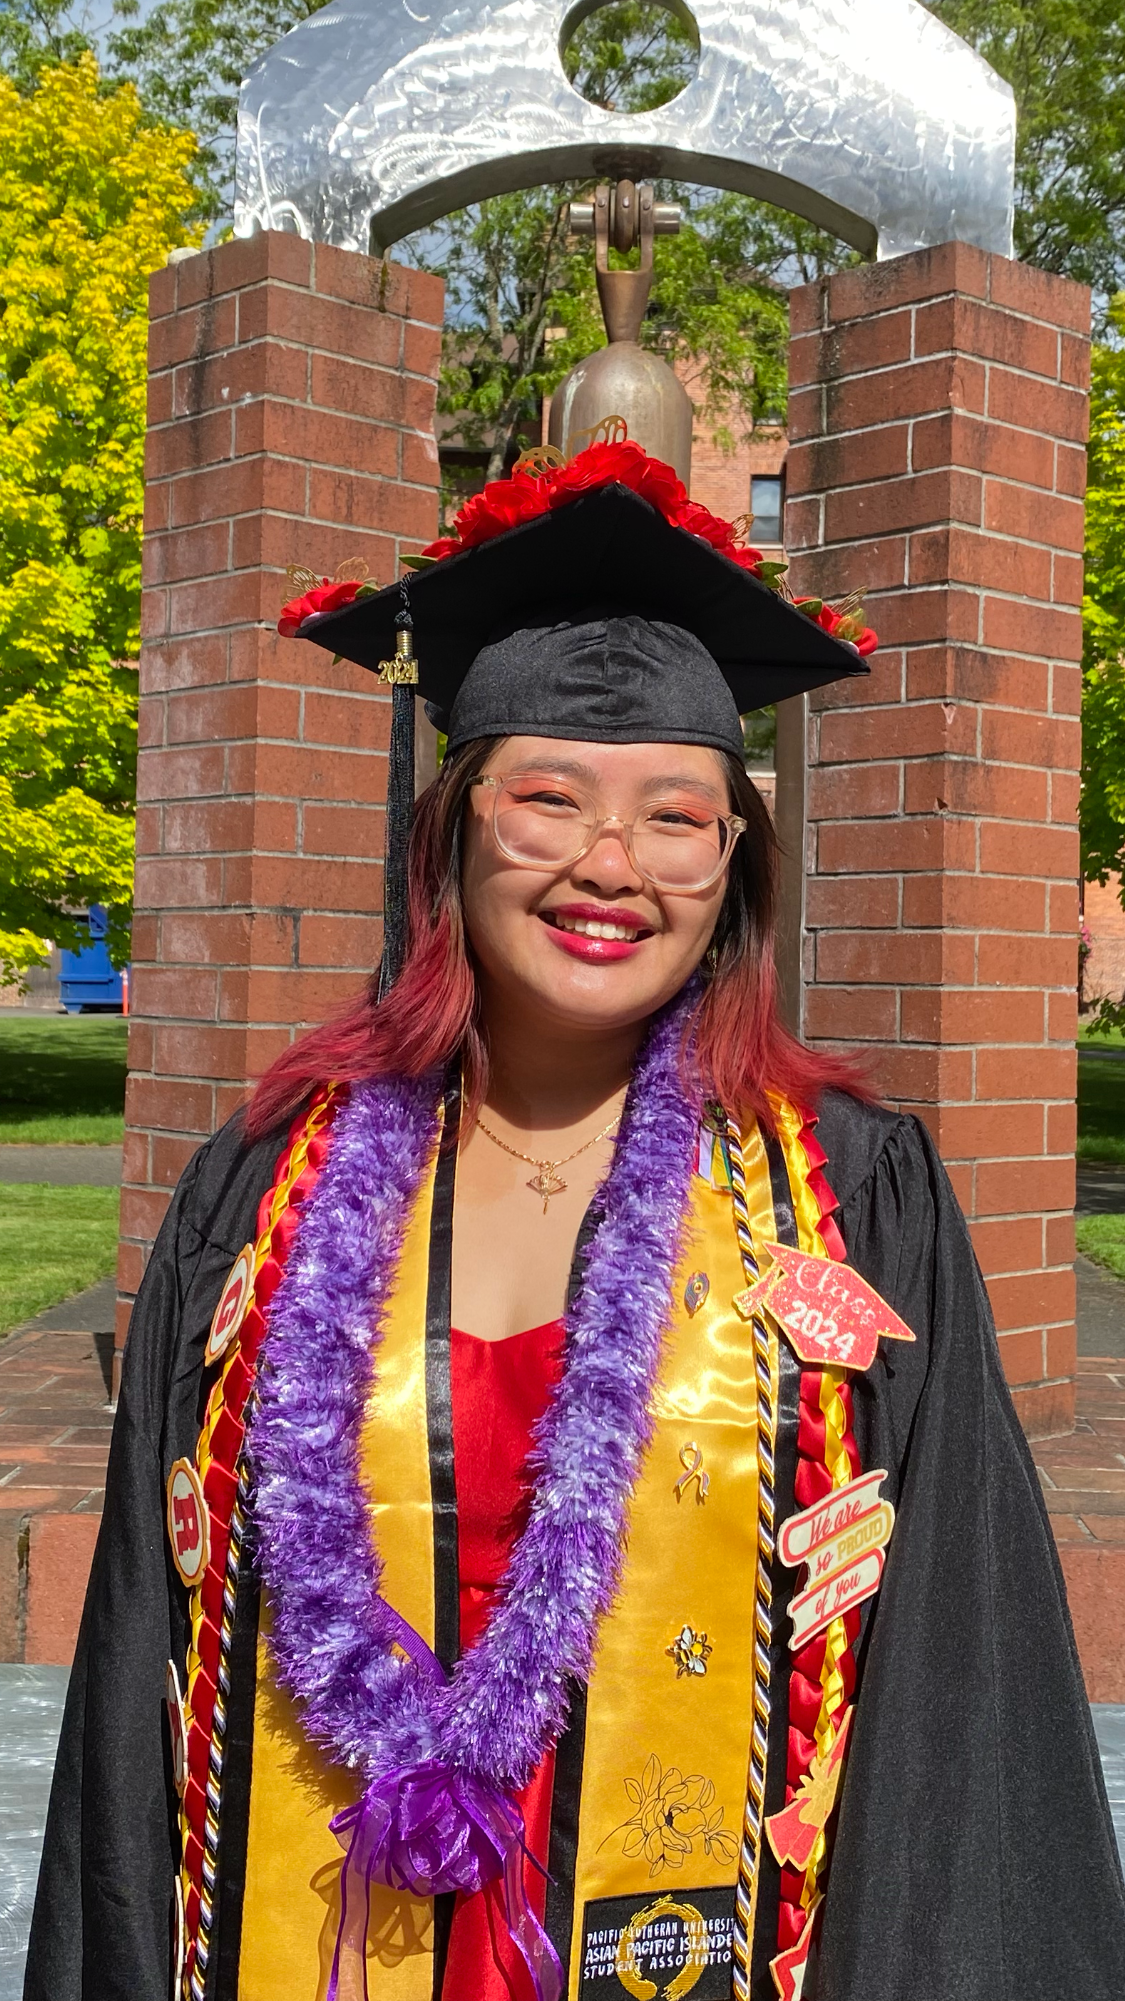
[473,774,746,893]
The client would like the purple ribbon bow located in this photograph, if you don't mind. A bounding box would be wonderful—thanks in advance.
[328,1761,562,2001]
[327,1604,562,2001]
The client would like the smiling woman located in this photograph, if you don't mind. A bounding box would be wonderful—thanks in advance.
[28,445,1125,2001]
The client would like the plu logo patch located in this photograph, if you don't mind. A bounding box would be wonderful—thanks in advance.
[579,1886,735,1998]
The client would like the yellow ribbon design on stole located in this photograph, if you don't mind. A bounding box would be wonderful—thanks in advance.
[616,1896,710,1998]
[566,1133,781,1993]
[238,1140,442,2001]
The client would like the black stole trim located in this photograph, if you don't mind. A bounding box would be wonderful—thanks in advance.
[428,1077,462,1994]
[749,1131,804,1998]
[540,1201,602,1984]
[426,1086,462,1676]
[209,1527,261,2000]
[543,1679,588,1974]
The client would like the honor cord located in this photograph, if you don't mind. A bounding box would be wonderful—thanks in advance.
[723,1110,777,2001]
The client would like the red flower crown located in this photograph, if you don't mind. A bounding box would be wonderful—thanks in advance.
[278,438,877,657]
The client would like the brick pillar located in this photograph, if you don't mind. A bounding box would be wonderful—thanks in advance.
[117,233,442,1362]
[785,243,1089,1440]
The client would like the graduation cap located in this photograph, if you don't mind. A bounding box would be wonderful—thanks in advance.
[280,441,875,992]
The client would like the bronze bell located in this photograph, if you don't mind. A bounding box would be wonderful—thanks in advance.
[548,180,693,484]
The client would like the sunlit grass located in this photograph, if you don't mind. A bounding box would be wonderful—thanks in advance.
[0,1184,119,1335]
[1076,1213,1125,1282]
[0,1015,125,1143]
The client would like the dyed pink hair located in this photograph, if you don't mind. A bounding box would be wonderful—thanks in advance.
[245,739,865,1143]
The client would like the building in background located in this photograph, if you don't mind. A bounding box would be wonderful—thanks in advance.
[1081,877,1125,1017]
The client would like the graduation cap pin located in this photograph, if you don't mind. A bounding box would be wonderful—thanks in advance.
[766,1707,853,1870]
[734,1244,915,1372]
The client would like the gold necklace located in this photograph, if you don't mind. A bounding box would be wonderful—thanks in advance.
[475,1110,622,1213]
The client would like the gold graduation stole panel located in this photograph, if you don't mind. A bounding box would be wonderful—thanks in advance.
[239,1148,441,2001]
[238,1126,784,2001]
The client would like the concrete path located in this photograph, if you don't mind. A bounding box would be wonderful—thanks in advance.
[1077,1163,1125,1215]
[1076,1257,1125,1359]
[16,1278,116,1339]
[1073,1165,1125,1358]
[1095,1705,1125,1864]
[0,1146,121,1187]
[0,1663,67,2000]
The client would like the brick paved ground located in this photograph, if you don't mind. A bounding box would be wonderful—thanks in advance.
[1037,1357,1125,1537]
[1,1297,1124,1688]
[0,1325,109,1663]
[1036,1356,1125,1700]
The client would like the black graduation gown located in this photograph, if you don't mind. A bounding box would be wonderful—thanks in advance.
[24,1091,1125,2000]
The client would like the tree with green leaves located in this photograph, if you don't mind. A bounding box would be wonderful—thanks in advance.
[0,0,95,89]
[423,2,836,483]
[928,2,1125,301]
[1077,298,1125,1022]
[437,183,795,485]
[3,0,1125,981]
[0,54,198,983]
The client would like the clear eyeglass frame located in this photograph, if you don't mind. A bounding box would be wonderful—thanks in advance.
[472,773,747,894]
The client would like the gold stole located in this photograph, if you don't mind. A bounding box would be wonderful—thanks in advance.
[239,1156,441,2000]
[238,1123,783,2000]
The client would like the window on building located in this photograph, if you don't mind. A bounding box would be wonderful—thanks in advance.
[751,474,784,546]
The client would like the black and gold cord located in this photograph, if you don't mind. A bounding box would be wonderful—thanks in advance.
[721,1108,778,2001]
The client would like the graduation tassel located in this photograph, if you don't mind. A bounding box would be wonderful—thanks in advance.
[376,580,418,1000]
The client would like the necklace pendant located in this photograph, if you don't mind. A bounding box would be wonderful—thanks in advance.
[528,1166,566,1213]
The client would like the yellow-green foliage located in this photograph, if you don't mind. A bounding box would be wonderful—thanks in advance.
[0,56,198,983]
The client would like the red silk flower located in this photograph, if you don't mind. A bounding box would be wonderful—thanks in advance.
[801,598,879,657]
[409,436,878,656]
[670,498,739,553]
[278,578,364,637]
[452,469,551,549]
[418,440,688,564]
[547,439,686,516]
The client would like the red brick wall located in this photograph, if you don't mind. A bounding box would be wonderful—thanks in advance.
[118,233,442,1354]
[676,359,787,527]
[786,242,1089,1439]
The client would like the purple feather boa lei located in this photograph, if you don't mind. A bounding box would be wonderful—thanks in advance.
[250,988,700,1793]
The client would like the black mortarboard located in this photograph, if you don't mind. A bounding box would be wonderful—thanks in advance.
[292,479,870,990]
[300,483,865,723]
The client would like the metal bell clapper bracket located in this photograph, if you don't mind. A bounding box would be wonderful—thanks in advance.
[550,179,693,480]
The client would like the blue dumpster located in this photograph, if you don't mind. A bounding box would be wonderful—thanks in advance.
[58,907,128,1013]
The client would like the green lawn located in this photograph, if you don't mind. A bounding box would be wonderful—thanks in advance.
[1078,1046,1125,1162]
[0,1008,1122,1168]
[1079,1021,1125,1049]
[1076,1213,1125,1281]
[0,1183,120,1334]
[0,1014,126,1142]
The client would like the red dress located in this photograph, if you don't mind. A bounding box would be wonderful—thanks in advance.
[442,1320,566,2001]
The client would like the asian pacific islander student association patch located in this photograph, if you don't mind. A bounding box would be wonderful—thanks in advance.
[579,1886,735,1999]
